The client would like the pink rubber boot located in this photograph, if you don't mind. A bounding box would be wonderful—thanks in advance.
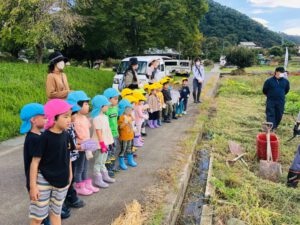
[84,178,99,193]
[75,182,93,196]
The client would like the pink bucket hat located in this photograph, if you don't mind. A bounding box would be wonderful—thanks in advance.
[44,99,73,130]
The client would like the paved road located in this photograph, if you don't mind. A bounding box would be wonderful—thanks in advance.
[0,65,219,225]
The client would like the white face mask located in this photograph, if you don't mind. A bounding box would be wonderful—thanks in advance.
[279,73,285,78]
[196,62,201,66]
[57,61,65,70]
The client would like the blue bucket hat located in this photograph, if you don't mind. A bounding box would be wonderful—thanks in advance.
[20,103,44,134]
[66,100,81,112]
[103,88,120,99]
[67,91,90,112]
[91,95,111,118]
[118,99,133,115]
[76,90,91,102]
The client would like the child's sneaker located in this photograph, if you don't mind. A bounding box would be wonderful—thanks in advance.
[183,111,187,115]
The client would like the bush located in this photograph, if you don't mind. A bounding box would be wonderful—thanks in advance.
[225,47,255,69]
[204,59,214,67]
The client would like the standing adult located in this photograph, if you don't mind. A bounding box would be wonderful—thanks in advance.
[147,59,160,84]
[46,51,71,100]
[192,57,205,103]
[124,57,139,89]
[263,67,290,131]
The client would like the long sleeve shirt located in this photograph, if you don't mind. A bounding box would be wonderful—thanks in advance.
[180,86,190,99]
[262,76,290,102]
[46,72,70,99]
[192,65,205,82]
[162,88,172,102]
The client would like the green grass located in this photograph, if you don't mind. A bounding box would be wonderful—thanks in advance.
[203,74,300,224]
[0,62,114,141]
[221,62,300,74]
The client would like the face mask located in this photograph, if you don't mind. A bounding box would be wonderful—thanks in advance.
[196,62,200,66]
[57,61,65,70]
[279,73,285,78]
[168,86,172,90]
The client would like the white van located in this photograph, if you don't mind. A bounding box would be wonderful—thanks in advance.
[112,55,171,90]
[164,59,191,77]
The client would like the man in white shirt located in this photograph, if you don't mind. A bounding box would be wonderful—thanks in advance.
[192,57,205,103]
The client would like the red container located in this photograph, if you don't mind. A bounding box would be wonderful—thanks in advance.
[256,133,279,161]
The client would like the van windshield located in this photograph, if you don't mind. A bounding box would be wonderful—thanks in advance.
[117,61,148,75]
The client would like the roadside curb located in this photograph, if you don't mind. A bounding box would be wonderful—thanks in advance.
[162,70,220,225]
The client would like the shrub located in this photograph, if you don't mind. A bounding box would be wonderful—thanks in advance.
[226,47,255,70]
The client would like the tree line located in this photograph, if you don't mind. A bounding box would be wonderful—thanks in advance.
[0,0,208,64]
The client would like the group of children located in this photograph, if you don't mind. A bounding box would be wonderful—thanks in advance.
[20,76,190,225]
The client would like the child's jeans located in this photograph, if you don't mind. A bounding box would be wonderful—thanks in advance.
[176,100,184,115]
[74,152,88,183]
[94,150,108,174]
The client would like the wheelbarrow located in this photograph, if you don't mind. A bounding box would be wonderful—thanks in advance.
[258,122,282,182]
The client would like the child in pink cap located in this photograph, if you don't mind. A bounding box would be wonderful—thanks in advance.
[29,99,74,225]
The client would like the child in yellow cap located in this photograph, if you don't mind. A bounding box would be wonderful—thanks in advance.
[147,84,161,128]
[154,82,164,126]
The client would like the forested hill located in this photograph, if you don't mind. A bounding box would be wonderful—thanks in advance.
[200,0,283,48]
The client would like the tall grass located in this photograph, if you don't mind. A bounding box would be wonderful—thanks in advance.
[205,74,300,224]
[0,62,114,141]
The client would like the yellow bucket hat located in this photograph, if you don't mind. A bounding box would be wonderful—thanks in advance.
[121,88,133,98]
[123,95,139,104]
[132,91,147,101]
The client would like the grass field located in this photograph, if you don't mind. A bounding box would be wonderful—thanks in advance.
[0,63,114,141]
[221,61,300,74]
[202,74,300,224]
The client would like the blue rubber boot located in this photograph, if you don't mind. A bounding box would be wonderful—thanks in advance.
[118,156,128,170]
[127,153,137,167]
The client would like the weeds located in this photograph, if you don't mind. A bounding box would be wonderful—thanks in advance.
[204,75,300,224]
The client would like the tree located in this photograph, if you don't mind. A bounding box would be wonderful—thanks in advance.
[0,0,86,63]
[269,46,283,56]
[226,47,255,69]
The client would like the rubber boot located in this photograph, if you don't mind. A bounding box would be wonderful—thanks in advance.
[101,170,116,183]
[127,153,137,167]
[134,136,143,147]
[153,120,160,128]
[75,182,93,196]
[157,119,162,126]
[118,156,128,170]
[148,120,155,128]
[139,135,144,142]
[94,174,109,188]
[84,178,99,193]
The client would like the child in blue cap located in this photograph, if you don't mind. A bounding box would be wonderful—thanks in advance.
[62,94,87,216]
[91,95,116,188]
[68,91,99,196]
[20,103,51,225]
[104,88,121,177]
[117,99,138,170]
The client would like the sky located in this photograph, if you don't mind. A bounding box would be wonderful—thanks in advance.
[213,0,300,36]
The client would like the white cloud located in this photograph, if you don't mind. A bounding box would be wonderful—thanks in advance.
[284,28,300,36]
[251,9,272,14]
[248,0,300,8]
[252,17,269,27]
